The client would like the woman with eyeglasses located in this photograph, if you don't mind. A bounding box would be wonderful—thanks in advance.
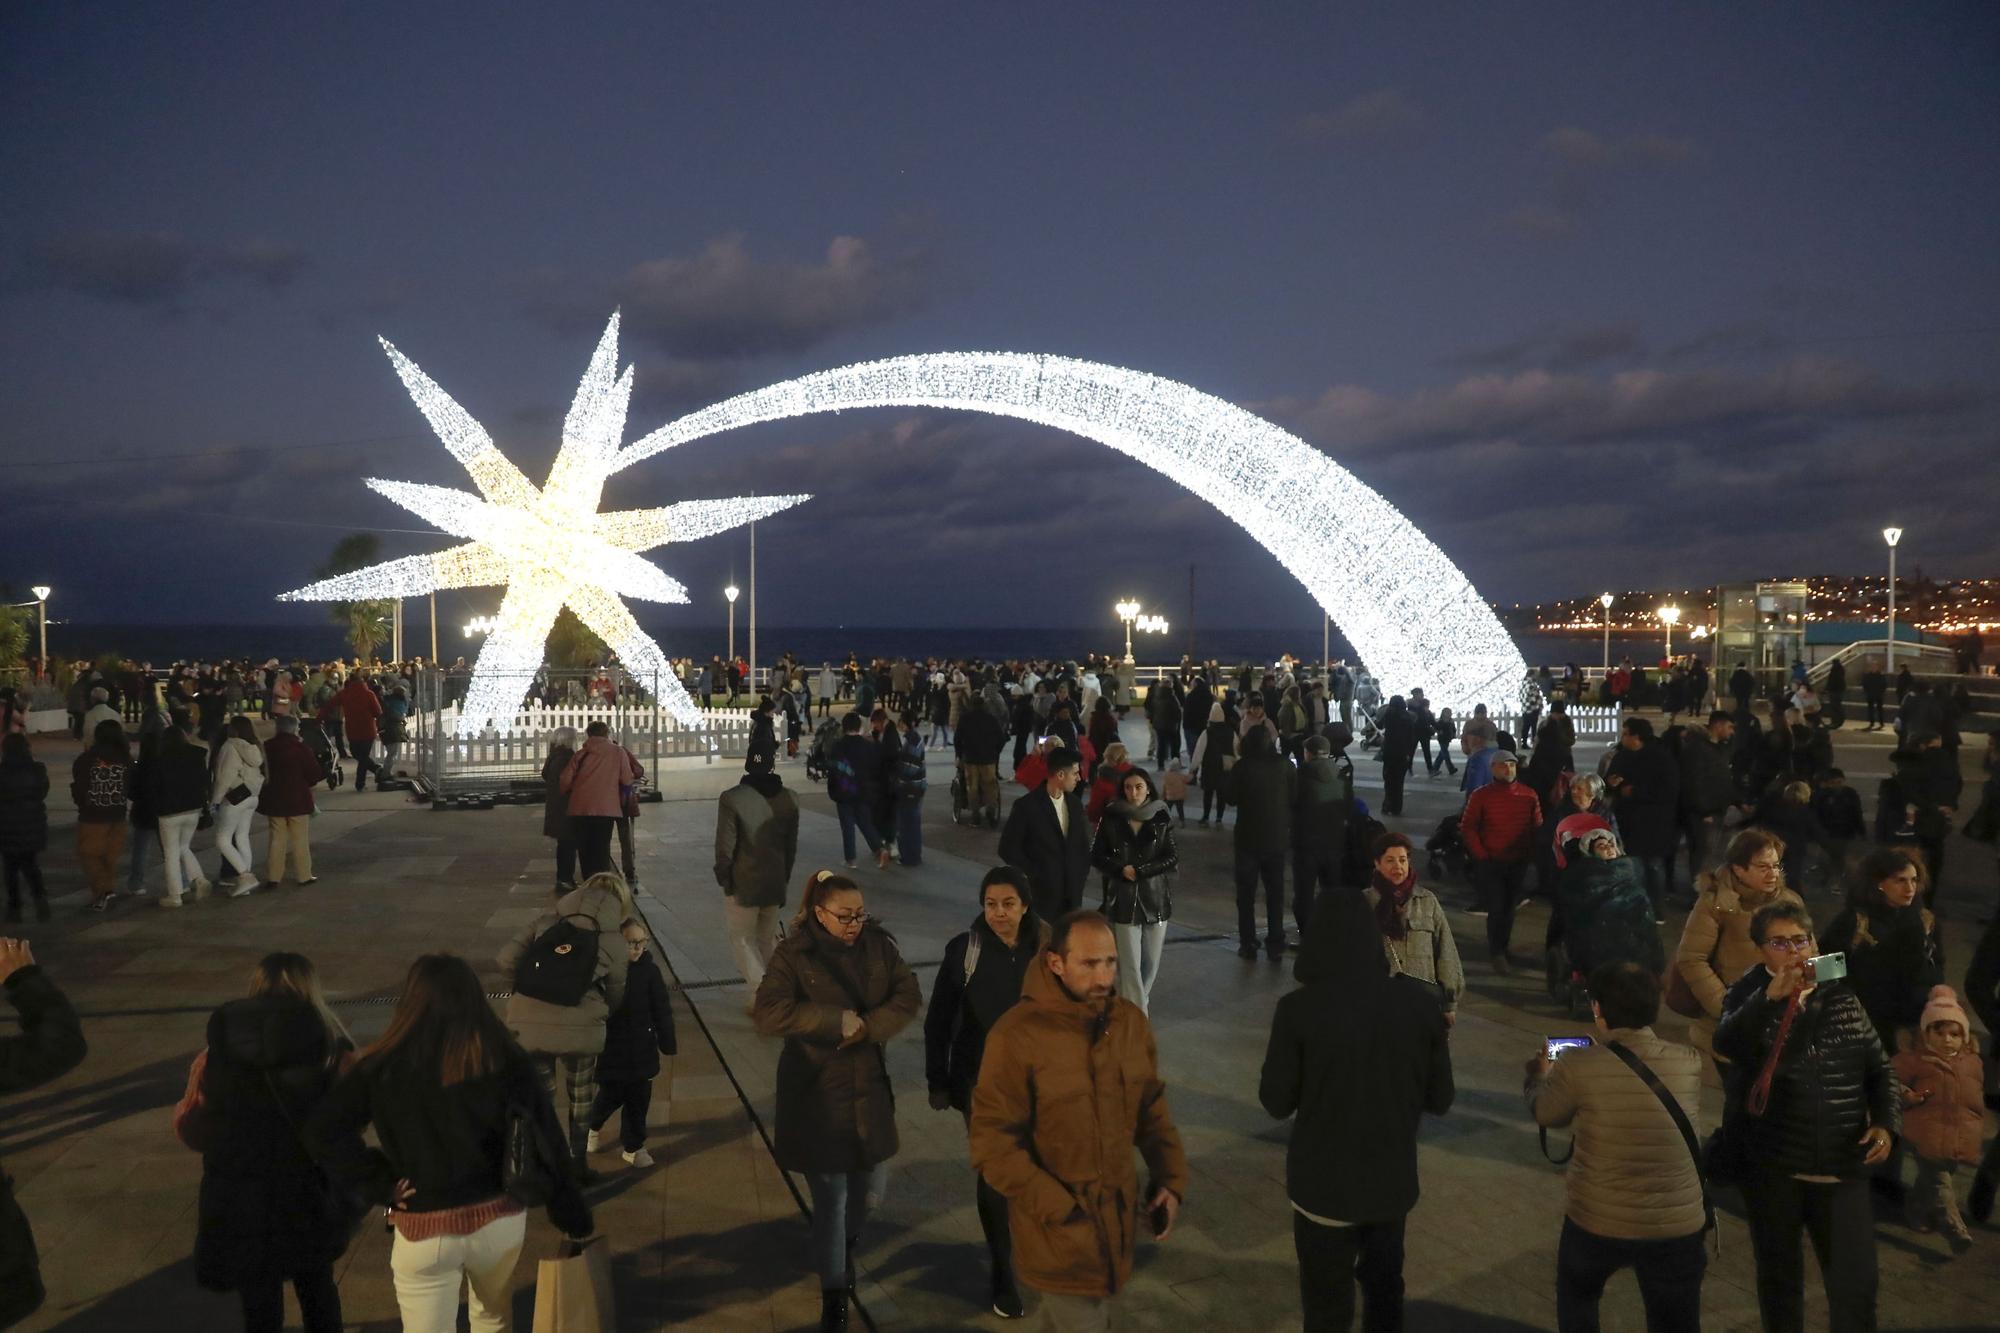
[1715,900,1898,1333]
[1818,848,1944,1057]
[754,870,921,1332]
[1672,829,1805,1069]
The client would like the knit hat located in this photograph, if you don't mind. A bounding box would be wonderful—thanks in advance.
[1920,984,1970,1034]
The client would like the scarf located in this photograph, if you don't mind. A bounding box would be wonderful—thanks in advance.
[1372,867,1417,940]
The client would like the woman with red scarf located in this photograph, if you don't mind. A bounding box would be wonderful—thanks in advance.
[1364,832,1465,1027]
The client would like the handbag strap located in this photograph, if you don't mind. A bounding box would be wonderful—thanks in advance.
[1745,992,1802,1117]
[1606,1041,1715,1237]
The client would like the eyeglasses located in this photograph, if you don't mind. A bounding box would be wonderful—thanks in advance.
[1763,934,1812,952]
[819,908,869,926]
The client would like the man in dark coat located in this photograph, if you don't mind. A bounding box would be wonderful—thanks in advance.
[1859,660,1888,731]
[1376,695,1418,816]
[1226,729,1298,960]
[1,939,87,1326]
[997,747,1091,921]
[1259,889,1454,1333]
[1729,664,1756,713]
[1605,718,1681,917]
[1678,710,1743,884]
[1292,735,1351,937]
[954,697,1007,827]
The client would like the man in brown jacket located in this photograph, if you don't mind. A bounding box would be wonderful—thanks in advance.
[970,910,1188,1331]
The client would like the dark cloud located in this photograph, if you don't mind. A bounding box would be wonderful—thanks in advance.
[1269,357,1979,456]
[1441,322,1645,372]
[1509,127,1699,237]
[522,233,929,360]
[17,231,310,307]
[630,359,742,416]
[1290,89,1426,145]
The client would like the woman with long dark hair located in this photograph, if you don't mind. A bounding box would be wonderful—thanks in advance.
[1190,703,1236,826]
[1819,847,1945,1056]
[175,954,355,1333]
[923,866,1048,1319]
[1090,766,1177,1013]
[71,717,132,910]
[755,871,921,1331]
[307,955,590,1333]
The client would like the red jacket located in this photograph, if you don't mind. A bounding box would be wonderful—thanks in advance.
[335,678,383,741]
[561,736,643,818]
[1462,779,1542,863]
[258,733,324,818]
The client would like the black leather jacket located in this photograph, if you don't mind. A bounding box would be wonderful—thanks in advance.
[1089,804,1178,925]
[1714,966,1900,1178]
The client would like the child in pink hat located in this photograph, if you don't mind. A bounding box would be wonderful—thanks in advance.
[1891,985,1986,1253]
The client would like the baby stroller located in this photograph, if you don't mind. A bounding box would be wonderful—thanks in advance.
[804,715,841,784]
[1425,814,1468,884]
[300,716,345,791]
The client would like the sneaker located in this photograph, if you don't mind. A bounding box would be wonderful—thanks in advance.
[992,1274,1026,1319]
[229,879,260,898]
[299,877,319,886]
[1942,1211,1974,1254]
[621,1148,655,1168]
[1236,944,1259,960]
[1465,906,1489,918]
[159,896,184,909]
[191,877,213,900]
[844,859,858,870]
[88,895,113,913]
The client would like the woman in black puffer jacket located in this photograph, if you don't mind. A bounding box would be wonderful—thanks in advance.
[1715,900,1899,1333]
[173,953,355,1333]
[1089,766,1178,1014]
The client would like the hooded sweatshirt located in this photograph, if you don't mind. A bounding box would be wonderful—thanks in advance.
[1258,890,1454,1223]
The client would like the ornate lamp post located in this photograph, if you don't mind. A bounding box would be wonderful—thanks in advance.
[30,587,50,678]
[1659,604,1681,662]
[725,584,740,664]
[1600,592,1614,672]
[1116,599,1141,664]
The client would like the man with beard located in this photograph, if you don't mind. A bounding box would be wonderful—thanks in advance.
[971,911,1188,1331]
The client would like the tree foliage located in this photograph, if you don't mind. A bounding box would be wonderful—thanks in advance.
[0,605,26,673]
[545,605,608,671]
[318,534,394,661]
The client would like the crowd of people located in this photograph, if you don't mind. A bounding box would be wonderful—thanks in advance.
[3,640,1998,1333]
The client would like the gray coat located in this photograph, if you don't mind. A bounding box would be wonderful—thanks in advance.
[496,879,631,1056]
[714,778,801,909]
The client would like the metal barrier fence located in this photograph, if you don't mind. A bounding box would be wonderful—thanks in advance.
[410,669,753,799]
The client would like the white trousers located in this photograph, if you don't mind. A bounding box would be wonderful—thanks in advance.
[215,799,258,877]
[1112,921,1167,1014]
[155,810,205,900]
[724,895,780,988]
[390,1211,527,1333]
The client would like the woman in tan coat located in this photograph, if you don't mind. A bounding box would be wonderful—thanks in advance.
[1672,829,1804,1063]
[754,870,921,1332]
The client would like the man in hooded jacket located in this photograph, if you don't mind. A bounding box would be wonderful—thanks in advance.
[1259,890,1454,1332]
[715,744,800,991]
[970,910,1188,1330]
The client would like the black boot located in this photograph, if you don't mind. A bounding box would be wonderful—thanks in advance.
[819,1289,848,1331]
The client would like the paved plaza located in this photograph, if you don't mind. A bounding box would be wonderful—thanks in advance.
[3,714,1996,1331]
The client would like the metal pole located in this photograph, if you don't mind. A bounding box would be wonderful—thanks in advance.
[727,599,735,664]
[1886,545,1897,676]
[1123,616,1133,664]
[392,599,404,663]
[429,591,438,661]
[1602,603,1611,672]
[1323,613,1329,682]
[36,599,47,675]
[748,520,757,697]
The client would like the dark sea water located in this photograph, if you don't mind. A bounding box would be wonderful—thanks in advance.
[51,623,1674,672]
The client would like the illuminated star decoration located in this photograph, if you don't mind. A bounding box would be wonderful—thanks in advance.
[278,313,808,735]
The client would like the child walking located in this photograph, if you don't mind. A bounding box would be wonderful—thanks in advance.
[1892,985,1986,1253]
[1160,759,1190,827]
[587,918,678,1168]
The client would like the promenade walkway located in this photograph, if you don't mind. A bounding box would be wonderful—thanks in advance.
[2,715,1994,1330]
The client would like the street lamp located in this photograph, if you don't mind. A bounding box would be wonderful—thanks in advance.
[463,615,497,639]
[1115,599,1142,664]
[725,584,740,663]
[29,586,50,677]
[1659,605,1681,662]
[1599,592,1614,672]
[1883,527,1902,676]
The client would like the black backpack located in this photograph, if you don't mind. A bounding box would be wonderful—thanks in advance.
[513,914,601,1007]
[1342,810,1387,888]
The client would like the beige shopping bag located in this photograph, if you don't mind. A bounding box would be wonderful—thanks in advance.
[532,1235,618,1333]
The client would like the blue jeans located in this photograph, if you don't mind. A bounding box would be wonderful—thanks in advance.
[896,797,923,865]
[806,1165,888,1291]
[836,800,882,862]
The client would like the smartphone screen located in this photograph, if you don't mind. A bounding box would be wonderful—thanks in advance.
[1545,1036,1595,1060]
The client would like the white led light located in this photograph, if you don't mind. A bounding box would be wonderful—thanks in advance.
[279,313,812,735]
[617,352,1525,710]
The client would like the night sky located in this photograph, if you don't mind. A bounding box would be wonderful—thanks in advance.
[4,3,1997,639]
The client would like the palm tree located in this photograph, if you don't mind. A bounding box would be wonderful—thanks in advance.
[318,534,394,661]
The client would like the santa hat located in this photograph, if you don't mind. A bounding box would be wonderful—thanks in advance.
[1552,813,1613,870]
[1920,984,1970,1034]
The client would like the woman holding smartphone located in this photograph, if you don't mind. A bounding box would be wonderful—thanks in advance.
[1715,901,1898,1333]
